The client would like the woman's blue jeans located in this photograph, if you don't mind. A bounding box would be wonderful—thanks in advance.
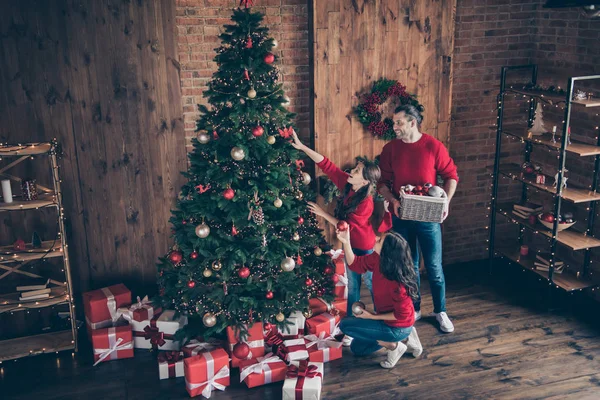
[339,317,413,355]
[346,248,373,316]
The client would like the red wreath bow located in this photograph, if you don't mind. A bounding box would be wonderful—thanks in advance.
[240,0,254,8]
[144,325,166,348]
[278,126,294,139]
[196,184,211,194]
[157,351,182,363]
[286,361,321,379]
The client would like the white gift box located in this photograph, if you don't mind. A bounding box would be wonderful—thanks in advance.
[278,311,306,337]
[131,309,187,350]
[158,352,185,380]
[282,360,324,400]
[282,338,309,362]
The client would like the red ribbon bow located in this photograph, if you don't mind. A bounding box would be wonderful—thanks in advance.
[264,329,287,360]
[295,160,305,170]
[157,351,182,363]
[278,126,294,139]
[144,325,166,348]
[239,0,254,7]
[196,184,211,194]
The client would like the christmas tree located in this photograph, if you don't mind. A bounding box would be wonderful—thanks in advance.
[528,102,546,136]
[157,6,335,340]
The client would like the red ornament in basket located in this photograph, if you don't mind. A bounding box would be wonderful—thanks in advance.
[398,184,447,223]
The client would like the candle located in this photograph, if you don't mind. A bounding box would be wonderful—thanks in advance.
[520,245,529,256]
[552,126,557,133]
[1,180,13,203]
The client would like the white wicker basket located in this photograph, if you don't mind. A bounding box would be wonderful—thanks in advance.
[398,190,447,223]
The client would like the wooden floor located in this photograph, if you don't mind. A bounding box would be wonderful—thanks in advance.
[1,260,600,400]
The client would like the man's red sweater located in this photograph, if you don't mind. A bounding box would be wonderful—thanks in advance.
[317,157,376,251]
[377,134,459,196]
[349,252,415,328]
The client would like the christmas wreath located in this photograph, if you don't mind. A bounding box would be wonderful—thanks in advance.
[354,78,424,140]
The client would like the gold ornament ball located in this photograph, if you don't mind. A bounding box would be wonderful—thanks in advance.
[247,88,257,98]
[302,309,312,319]
[275,312,285,322]
[313,247,323,256]
[212,260,222,271]
[195,223,210,238]
[197,131,210,144]
[267,135,276,145]
[271,39,278,49]
[282,95,291,106]
[281,256,296,272]
[292,232,300,241]
[301,172,312,185]
[274,198,283,208]
[295,191,304,200]
[203,268,213,278]
[231,146,245,161]
[203,312,217,327]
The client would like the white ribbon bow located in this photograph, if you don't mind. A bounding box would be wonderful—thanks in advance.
[335,273,348,299]
[184,339,219,355]
[328,249,343,260]
[101,287,120,322]
[93,337,134,366]
[304,332,343,350]
[186,366,229,399]
[239,353,281,382]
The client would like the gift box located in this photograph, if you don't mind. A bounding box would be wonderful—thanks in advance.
[158,351,185,380]
[328,249,345,274]
[83,284,131,333]
[239,353,288,388]
[119,295,162,323]
[306,312,340,336]
[182,338,223,358]
[536,174,546,185]
[184,348,230,398]
[91,325,134,366]
[305,332,343,363]
[334,272,348,300]
[278,311,306,338]
[226,323,265,368]
[281,338,309,362]
[309,298,346,318]
[282,360,324,400]
[131,309,187,350]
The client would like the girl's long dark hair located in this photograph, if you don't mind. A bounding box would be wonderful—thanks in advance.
[379,231,419,301]
[334,161,381,220]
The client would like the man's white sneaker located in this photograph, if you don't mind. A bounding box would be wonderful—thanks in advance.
[406,327,423,357]
[380,341,407,369]
[414,310,421,321]
[341,335,353,347]
[431,312,454,333]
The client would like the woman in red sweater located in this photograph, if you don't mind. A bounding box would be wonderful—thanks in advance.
[337,228,423,368]
[290,130,380,345]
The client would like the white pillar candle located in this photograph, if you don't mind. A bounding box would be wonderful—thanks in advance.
[1,180,13,203]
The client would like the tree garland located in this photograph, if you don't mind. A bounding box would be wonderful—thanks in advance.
[354,78,424,141]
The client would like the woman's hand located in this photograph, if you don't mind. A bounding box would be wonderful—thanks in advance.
[336,228,350,244]
[307,201,327,218]
[290,129,305,151]
[355,309,374,320]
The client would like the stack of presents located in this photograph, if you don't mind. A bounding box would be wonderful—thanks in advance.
[82,250,347,399]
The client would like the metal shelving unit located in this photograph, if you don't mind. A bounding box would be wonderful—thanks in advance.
[489,64,600,297]
[0,141,77,361]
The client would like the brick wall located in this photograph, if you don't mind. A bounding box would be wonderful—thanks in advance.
[176,0,310,151]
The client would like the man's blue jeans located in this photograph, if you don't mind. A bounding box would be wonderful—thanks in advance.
[339,317,413,355]
[392,216,446,313]
[346,248,373,316]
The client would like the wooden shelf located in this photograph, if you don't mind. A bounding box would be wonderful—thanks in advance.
[0,241,63,264]
[496,203,600,251]
[507,88,600,108]
[0,193,57,212]
[0,330,74,361]
[0,287,69,313]
[502,125,600,157]
[0,143,53,156]
[495,245,596,291]
[498,163,600,203]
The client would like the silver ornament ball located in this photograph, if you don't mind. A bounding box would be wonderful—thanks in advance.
[231,147,246,161]
[195,223,210,238]
[197,131,210,144]
[301,172,312,185]
[281,257,296,272]
[352,301,366,316]
[271,39,278,49]
[203,312,217,327]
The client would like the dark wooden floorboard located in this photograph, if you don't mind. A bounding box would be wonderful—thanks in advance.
[1,261,599,399]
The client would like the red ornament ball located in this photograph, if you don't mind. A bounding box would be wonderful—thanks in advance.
[168,250,183,264]
[190,251,199,260]
[182,220,187,225]
[324,266,333,275]
[252,126,264,137]
[297,217,304,224]
[187,280,196,288]
[332,274,340,284]
[305,278,313,286]
[265,290,274,299]
[336,220,349,231]
[238,266,250,279]
[232,225,238,236]
[245,37,253,49]
[232,342,250,359]
[264,322,274,331]
[317,289,325,297]
[264,52,275,64]
[223,188,235,200]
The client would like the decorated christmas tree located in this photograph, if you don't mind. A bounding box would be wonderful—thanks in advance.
[157,7,335,340]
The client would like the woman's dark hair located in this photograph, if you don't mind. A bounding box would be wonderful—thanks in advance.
[394,104,423,125]
[334,160,381,220]
[379,231,419,301]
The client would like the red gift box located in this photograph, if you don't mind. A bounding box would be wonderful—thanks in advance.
[334,273,348,300]
[309,298,347,318]
[184,348,230,398]
[239,353,288,388]
[226,323,265,368]
[305,332,343,363]
[182,338,223,358]
[328,249,345,274]
[119,295,162,323]
[91,325,134,366]
[83,284,131,333]
[306,312,340,336]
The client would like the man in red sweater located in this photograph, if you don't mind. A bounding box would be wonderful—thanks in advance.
[378,104,459,333]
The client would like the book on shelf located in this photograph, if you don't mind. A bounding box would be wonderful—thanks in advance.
[512,210,530,219]
[514,202,543,213]
[16,278,49,292]
[20,288,51,298]
[535,253,564,266]
[19,293,50,301]
[534,262,564,274]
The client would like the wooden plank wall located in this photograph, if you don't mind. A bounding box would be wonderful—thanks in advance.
[0,0,186,296]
